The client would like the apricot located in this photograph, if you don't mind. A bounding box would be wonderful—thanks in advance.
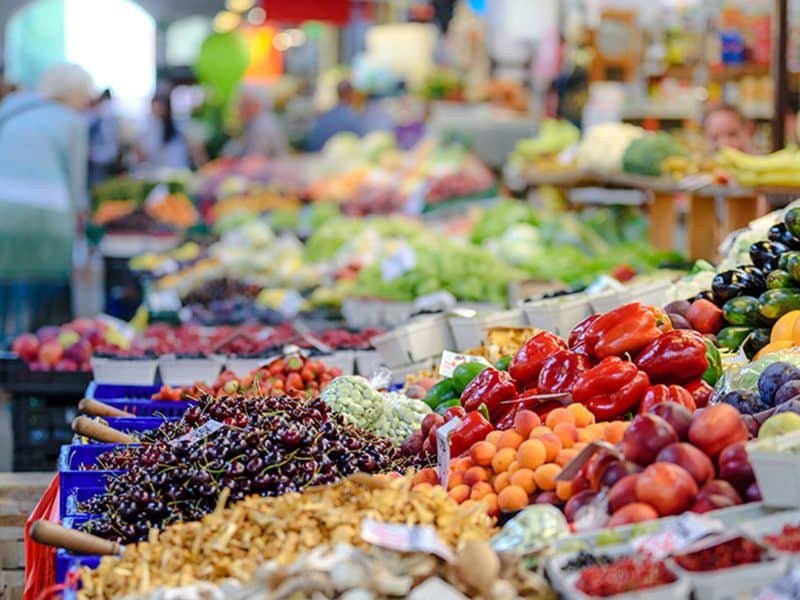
[448,484,470,503]
[463,466,489,487]
[567,403,595,427]
[497,485,529,512]
[534,463,562,491]
[413,468,439,486]
[510,468,537,494]
[507,460,521,474]
[546,407,576,429]
[493,471,511,493]
[556,480,573,501]
[491,448,517,473]
[513,409,541,438]
[469,441,495,467]
[555,448,579,467]
[470,481,494,500]
[486,430,502,446]
[533,432,562,462]
[530,425,552,438]
[604,421,628,444]
[496,429,524,450]
[451,457,473,471]
[553,422,579,448]
[517,439,547,469]
[481,493,500,518]
[447,471,465,490]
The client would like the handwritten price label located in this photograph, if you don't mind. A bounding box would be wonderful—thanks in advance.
[633,513,723,559]
[438,350,491,377]
[436,417,461,490]
[361,518,454,561]
[169,419,224,447]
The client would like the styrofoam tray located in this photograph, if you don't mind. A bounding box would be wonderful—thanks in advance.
[448,308,527,351]
[405,314,453,362]
[548,544,690,600]
[90,358,158,386]
[371,328,413,368]
[389,359,436,385]
[741,509,800,566]
[671,553,788,600]
[747,430,800,507]
[521,293,592,337]
[158,356,223,386]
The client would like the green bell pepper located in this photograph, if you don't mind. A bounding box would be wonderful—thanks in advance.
[423,379,459,409]
[452,362,489,394]
[701,338,723,386]
[435,398,463,415]
[494,356,512,371]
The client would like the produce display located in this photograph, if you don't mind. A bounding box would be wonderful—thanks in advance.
[716,147,800,188]
[673,536,767,571]
[574,556,677,596]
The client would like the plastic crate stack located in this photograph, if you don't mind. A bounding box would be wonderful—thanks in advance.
[56,382,192,586]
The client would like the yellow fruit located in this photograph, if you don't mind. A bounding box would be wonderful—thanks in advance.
[772,311,800,342]
[754,340,795,361]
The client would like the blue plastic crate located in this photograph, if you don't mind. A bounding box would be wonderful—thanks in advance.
[62,486,105,517]
[85,381,162,400]
[56,516,102,585]
[71,416,177,445]
[58,444,129,517]
[101,398,192,418]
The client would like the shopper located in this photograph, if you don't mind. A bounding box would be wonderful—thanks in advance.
[223,85,288,159]
[87,88,120,186]
[0,63,93,340]
[306,80,363,152]
[134,92,192,171]
[704,104,754,154]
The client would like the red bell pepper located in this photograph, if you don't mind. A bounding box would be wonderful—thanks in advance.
[509,331,567,388]
[638,384,697,414]
[634,329,709,384]
[569,314,602,355]
[461,367,518,421]
[584,303,672,360]
[572,356,650,421]
[449,412,494,457]
[443,405,467,421]
[683,379,714,409]
[537,349,593,394]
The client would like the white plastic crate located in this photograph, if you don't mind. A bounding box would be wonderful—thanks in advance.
[318,350,355,375]
[158,356,223,386]
[389,359,436,385]
[671,553,787,600]
[370,328,413,368]
[355,350,382,377]
[521,293,592,337]
[747,431,800,508]
[448,308,527,351]
[405,314,454,362]
[90,357,158,386]
[740,509,800,566]
[342,298,387,329]
[587,289,627,314]
[224,357,267,378]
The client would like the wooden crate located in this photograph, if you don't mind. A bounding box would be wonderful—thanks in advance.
[1,569,24,600]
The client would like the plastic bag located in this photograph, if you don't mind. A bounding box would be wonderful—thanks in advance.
[491,504,569,555]
[24,475,59,600]
[715,349,800,397]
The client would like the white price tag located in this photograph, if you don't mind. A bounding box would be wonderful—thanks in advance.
[96,313,137,343]
[147,289,182,312]
[633,513,723,559]
[360,518,454,561]
[169,419,225,447]
[381,246,416,282]
[436,417,461,490]
[438,350,491,377]
[412,290,456,313]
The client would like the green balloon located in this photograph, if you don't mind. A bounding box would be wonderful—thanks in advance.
[194,31,251,103]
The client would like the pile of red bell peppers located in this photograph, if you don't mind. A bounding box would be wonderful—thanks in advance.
[410,302,722,459]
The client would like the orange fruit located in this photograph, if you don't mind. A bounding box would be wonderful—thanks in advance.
[448,484,470,503]
[530,425,552,438]
[469,441,496,467]
[555,448,579,467]
[534,432,562,462]
[493,471,511,493]
[517,439,547,469]
[553,422,579,448]
[510,468,537,494]
[546,407,576,429]
[491,448,517,473]
[413,468,439,486]
[463,466,489,487]
[534,463,561,491]
[556,480,573,501]
[470,481,494,500]
[497,485,529,512]
[481,493,500,518]
[604,421,629,444]
[486,430,502,446]
[513,410,541,438]
[567,403,595,427]
[447,471,465,490]
[496,430,524,450]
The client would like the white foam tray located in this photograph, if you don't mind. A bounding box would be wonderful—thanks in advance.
[318,350,355,375]
[371,314,453,367]
[747,431,800,508]
[671,554,787,600]
[158,356,223,386]
[90,357,157,386]
[521,293,592,337]
[448,308,527,351]
[740,509,800,566]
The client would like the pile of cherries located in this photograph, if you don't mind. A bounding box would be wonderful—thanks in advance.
[80,393,407,543]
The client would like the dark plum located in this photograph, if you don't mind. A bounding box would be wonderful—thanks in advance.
[758,362,800,407]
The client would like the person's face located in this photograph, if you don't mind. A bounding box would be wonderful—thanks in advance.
[705,111,752,153]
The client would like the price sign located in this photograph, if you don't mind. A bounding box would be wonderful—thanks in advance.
[633,513,724,559]
[361,518,454,561]
[169,419,225,447]
[438,350,491,377]
[436,418,461,490]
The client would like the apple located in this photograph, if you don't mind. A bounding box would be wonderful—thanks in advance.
[587,449,620,490]
[86,328,106,348]
[600,460,642,489]
[656,442,715,486]
[54,358,78,372]
[570,471,591,495]
[608,474,640,513]
[636,462,699,516]
[12,333,39,362]
[36,326,60,342]
[607,502,659,527]
[717,442,755,493]
[420,413,444,437]
[534,491,562,505]
[688,404,748,459]
[564,490,599,522]
[649,402,693,440]
[745,481,762,502]
[64,340,92,365]
[691,494,737,513]
[622,414,679,466]
[70,317,97,336]
[401,431,423,456]
[696,479,742,505]
[38,341,63,367]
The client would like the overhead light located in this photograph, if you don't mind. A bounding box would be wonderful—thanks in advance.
[287,28,307,46]
[273,31,291,52]
[213,10,241,32]
[225,0,255,12]
[247,7,266,25]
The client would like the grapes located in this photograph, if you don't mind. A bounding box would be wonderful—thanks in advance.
[80,393,414,544]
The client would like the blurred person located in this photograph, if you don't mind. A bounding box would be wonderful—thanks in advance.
[704,104,754,154]
[306,80,362,152]
[223,85,288,159]
[134,92,191,171]
[87,88,120,186]
[0,63,93,339]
